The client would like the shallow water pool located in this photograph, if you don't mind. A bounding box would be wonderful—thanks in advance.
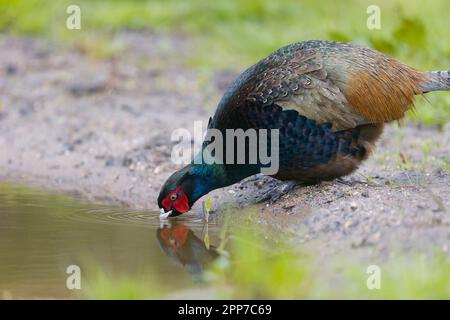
[0,183,222,299]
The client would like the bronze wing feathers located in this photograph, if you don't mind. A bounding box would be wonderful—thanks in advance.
[244,48,368,131]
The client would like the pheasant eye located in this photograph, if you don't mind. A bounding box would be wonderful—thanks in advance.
[169,194,177,201]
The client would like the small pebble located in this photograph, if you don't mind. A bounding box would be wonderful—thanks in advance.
[6,65,17,75]
[344,220,353,229]
[153,166,162,174]
[350,202,358,211]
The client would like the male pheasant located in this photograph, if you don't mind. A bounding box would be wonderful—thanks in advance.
[159,40,449,217]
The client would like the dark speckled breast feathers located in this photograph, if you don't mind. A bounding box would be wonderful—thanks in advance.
[158,40,449,217]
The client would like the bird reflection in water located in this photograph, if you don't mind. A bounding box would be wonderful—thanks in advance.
[156,221,219,276]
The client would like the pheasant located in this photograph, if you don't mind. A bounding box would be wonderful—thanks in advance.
[158,40,449,217]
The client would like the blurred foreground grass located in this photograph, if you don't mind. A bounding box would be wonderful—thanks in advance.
[1,0,449,124]
[82,219,450,299]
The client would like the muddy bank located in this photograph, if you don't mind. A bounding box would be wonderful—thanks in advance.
[0,32,449,260]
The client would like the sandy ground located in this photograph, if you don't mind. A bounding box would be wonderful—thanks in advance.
[0,32,449,261]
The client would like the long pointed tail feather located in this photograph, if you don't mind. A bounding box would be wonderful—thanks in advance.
[421,70,450,92]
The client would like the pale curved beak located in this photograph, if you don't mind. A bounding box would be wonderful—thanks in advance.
[159,208,172,219]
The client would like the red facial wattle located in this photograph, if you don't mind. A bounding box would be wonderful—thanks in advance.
[161,186,189,214]
[159,224,189,252]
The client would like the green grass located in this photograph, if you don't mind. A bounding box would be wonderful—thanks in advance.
[206,235,450,299]
[1,0,449,124]
[204,215,450,299]
[79,209,450,300]
[82,268,165,300]
[82,219,450,299]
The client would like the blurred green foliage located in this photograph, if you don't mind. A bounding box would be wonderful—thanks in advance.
[83,268,165,299]
[83,223,450,299]
[0,0,449,124]
[206,228,450,299]
[82,209,450,300]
